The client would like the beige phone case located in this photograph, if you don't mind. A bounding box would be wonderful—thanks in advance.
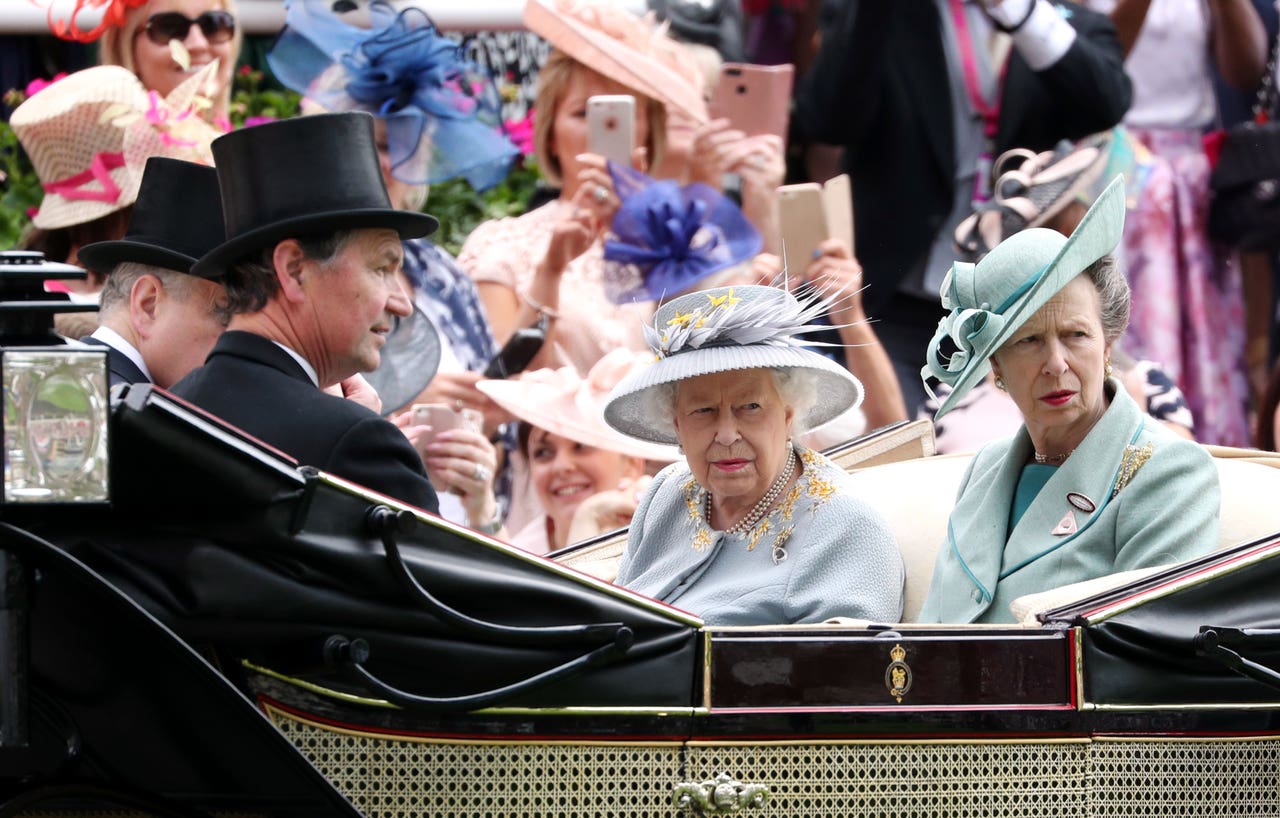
[778,183,828,276]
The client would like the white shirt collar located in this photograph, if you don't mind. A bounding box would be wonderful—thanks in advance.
[270,340,319,387]
[90,326,152,382]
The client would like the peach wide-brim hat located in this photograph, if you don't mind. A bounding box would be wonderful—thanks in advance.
[478,348,681,463]
[524,0,708,122]
[10,64,221,230]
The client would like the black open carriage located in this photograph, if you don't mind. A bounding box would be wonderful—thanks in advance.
[2,252,1280,817]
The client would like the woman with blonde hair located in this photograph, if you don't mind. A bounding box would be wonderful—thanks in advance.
[41,0,242,120]
[458,0,708,376]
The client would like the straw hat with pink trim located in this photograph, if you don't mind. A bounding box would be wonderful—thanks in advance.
[478,349,681,462]
[10,63,222,230]
[524,0,708,122]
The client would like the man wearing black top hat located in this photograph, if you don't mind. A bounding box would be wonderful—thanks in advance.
[76,157,229,389]
[172,112,441,513]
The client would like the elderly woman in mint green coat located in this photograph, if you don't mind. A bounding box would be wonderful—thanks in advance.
[918,177,1219,625]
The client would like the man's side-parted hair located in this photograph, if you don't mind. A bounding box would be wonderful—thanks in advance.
[221,230,353,315]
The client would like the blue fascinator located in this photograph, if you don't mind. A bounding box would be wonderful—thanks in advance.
[602,162,761,304]
[268,0,517,190]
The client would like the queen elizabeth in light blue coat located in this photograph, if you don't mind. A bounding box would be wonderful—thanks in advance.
[604,284,904,626]
[918,178,1220,624]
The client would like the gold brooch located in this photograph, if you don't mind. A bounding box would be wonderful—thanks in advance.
[1112,443,1154,498]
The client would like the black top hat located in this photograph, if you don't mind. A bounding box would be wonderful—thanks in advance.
[78,157,225,276]
[190,112,438,279]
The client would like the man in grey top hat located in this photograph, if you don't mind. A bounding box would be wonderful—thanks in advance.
[77,157,229,389]
[172,112,441,513]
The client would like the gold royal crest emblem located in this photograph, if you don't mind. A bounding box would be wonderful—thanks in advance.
[885,643,912,703]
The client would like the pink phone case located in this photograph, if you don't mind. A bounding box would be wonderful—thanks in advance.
[709,63,795,141]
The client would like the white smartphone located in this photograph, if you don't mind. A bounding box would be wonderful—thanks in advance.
[587,94,636,166]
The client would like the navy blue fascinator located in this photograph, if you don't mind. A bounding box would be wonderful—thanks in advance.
[268,0,517,190]
[602,162,761,304]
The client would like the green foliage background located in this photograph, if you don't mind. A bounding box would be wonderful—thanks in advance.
[1,67,541,256]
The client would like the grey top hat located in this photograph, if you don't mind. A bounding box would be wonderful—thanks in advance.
[603,284,864,445]
[191,112,438,279]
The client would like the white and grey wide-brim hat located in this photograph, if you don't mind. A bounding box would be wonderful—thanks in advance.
[603,284,864,445]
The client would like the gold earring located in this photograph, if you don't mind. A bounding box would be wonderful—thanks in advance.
[994,377,1005,391]
[1105,360,1114,378]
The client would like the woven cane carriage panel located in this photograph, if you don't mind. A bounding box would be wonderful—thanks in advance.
[684,741,1090,817]
[1089,737,1280,815]
[268,707,683,818]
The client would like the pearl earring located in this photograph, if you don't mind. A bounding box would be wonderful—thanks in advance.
[994,377,1005,391]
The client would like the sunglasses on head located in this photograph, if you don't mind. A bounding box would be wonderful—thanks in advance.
[141,10,236,46]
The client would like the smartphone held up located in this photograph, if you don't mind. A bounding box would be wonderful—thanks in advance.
[709,63,794,141]
[586,94,636,166]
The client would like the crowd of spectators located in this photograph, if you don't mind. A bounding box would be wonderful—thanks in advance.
[0,0,1272,624]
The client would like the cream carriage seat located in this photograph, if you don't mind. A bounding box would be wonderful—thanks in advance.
[553,426,1280,624]
[843,445,1280,622]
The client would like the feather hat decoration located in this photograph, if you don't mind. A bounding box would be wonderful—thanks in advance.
[603,162,761,304]
[604,283,864,444]
[269,0,518,191]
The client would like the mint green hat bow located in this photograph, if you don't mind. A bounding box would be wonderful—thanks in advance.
[922,174,1126,419]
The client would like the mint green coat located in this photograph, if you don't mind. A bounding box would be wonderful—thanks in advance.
[918,380,1220,624]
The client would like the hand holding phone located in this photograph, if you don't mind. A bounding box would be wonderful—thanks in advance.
[709,63,794,142]
[778,173,855,277]
[410,403,483,454]
[483,320,547,379]
[587,95,636,166]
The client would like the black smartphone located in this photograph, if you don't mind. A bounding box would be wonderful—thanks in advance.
[482,320,546,379]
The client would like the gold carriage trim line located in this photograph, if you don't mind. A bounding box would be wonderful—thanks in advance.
[1089,734,1280,743]
[683,737,1092,748]
[261,700,691,746]
[1084,702,1280,712]
[244,660,705,717]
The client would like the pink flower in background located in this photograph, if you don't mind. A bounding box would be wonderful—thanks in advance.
[25,72,67,98]
[242,115,278,129]
[504,111,535,156]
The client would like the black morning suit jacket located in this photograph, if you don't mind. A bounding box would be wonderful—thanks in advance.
[795,0,1133,316]
[81,335,150,389]
[170,330,440,513]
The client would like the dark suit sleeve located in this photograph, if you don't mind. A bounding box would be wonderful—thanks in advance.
[1002,2,1133,148]
[794,0,895,146]
[327,416,441,514]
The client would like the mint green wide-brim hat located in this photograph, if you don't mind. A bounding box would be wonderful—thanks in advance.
[921,174,1126,420]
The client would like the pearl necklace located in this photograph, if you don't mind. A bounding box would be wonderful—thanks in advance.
[706,446,798,536]
[1033,448,1075,465]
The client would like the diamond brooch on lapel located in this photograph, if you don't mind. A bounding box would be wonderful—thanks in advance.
[1112,443,1154,498]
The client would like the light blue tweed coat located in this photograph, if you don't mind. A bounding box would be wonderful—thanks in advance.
[918,380,1220,624]
[616,446,904,626]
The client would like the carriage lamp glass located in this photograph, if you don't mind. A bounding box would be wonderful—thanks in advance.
[3,349,110,504]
